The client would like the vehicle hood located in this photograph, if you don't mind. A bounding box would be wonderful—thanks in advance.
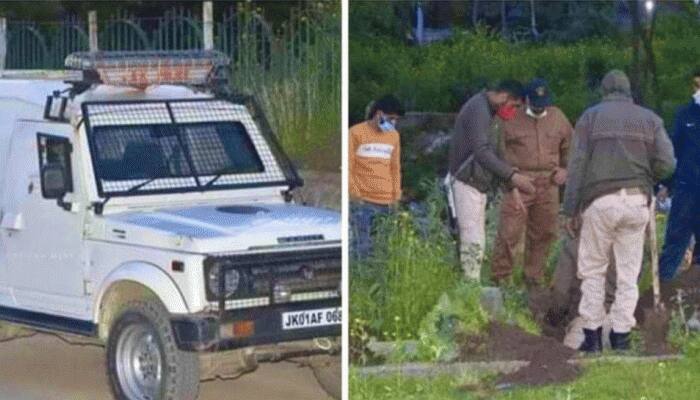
[97,203,340,254]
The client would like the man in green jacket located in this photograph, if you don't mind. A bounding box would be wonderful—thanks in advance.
[563,70,675,353]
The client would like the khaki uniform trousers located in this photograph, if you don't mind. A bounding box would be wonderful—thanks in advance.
[492,177,559,284]
[578,188,649,333]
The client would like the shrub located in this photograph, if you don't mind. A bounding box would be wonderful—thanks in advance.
[350,180,460,344]
[234,3,341,170]
[350,12,698,127]
[416,281,490,362]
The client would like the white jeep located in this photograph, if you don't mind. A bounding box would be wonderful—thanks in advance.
[0,51,341,400]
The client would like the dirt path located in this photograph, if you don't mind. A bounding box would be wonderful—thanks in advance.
[0,333,332,400]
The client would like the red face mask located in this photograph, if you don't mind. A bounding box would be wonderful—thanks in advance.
[497,104,517,120]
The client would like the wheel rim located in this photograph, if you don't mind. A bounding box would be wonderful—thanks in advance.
[116,323,163,400]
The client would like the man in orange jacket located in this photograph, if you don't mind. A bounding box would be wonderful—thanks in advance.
[349,95,404,260]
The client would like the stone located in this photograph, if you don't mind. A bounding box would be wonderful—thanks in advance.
[480,286,505,318]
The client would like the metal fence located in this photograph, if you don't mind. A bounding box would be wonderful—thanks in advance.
[3,3,341,160]
[5,5,338,82]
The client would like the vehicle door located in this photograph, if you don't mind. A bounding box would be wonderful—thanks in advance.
[1,121,88,318]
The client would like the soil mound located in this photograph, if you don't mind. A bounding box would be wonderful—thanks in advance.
[635,266,700,354]
[636,266,700,321]
[459,322,579,386]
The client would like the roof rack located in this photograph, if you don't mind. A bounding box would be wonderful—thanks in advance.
[39,50,233,123]
[0,69,84,81]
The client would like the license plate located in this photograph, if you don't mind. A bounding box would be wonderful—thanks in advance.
[281,307,342,330]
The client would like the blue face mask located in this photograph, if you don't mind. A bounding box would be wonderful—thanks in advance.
[379,115,396,132]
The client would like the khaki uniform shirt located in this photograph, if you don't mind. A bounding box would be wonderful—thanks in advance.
[500,106,573,173]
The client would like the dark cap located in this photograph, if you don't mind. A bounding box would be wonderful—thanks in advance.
[525,78,552,108]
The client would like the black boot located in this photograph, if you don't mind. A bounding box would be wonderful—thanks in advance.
[579,327,603,353]
[609,330,630,351]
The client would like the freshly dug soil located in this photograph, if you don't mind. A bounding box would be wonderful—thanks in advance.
[524,266,700,356]
[641,306,672,355]
[527,288,570,341]
[635,266,700,354]
[636,266,700,322]
[458,322,579,387]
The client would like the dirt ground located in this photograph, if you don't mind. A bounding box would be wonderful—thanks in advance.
[636,266,700,322]
[458,322,579,387]
[636,265,700,354]
[0,333,333,400]
[453,265,700,389]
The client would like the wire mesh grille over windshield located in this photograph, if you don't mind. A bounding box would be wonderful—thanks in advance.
[84,99,287,195]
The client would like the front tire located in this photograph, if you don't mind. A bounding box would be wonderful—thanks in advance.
[106,299,200,400]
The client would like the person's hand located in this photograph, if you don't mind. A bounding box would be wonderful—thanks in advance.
[510,173,536,195]
[565,215,582,238]
[512,188,526,213]
[552,167,567,186]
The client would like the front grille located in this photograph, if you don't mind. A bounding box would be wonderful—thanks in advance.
[204,247,341,310]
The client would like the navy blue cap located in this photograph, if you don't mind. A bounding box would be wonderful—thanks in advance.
[526,78,552,108]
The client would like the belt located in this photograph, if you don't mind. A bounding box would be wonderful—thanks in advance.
[618,187,644,195]
[521,169,555,177]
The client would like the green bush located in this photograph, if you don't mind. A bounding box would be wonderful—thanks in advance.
[415,281,490,362]
[233,3,341,170]
[350,13,700,127]
[350,181,460,344]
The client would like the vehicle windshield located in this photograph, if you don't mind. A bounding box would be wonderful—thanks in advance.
[91,122,269,195]
[84,99,294,197]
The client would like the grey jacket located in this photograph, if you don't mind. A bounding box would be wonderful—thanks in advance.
[448,91,514,185]
[562,94,676,216]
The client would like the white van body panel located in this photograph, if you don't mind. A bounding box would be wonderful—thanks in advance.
[98,203,340,254]
[0,120,86,317]
[93,260,192,322]
[0,80,69,191]
[0,79,340,338]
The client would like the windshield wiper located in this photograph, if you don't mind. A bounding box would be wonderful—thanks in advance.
[203,166,238,188]
[124,146,185,193]
[126,177,161,193]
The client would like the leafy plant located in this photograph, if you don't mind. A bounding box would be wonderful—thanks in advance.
[416,281,490,362]
[351,12,700,128]
[350,180,460,346]
[501,287,540,336]
[233,2,341,170]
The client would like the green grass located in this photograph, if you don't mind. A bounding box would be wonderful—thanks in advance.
[351,182,461,344]
[351,352,700,400]
[350,13,700,128]
[350,196,683,398]
[232,2,340,171]
[497,358,700,400]
[414,281,491,362]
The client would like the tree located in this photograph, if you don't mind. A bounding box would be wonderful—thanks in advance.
[529,0,539,38]
[501,0,508,34]
[628,0,659,109]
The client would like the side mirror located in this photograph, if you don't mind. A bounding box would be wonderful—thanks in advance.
[41,164,72,211]
[37,134,74,211]
[41,163,68,199]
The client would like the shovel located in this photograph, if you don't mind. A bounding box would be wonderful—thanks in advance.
[642,198,671,353]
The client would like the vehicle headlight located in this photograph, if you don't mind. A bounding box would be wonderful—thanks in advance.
[207,264,240,298]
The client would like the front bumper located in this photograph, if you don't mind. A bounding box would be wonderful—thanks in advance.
[170,299,341,352]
